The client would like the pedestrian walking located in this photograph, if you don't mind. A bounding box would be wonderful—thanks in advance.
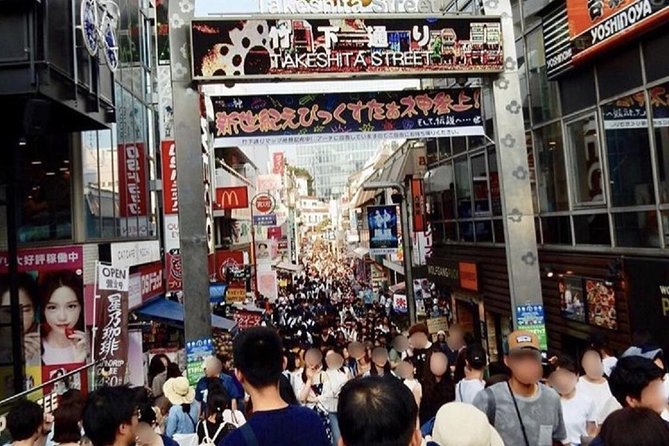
[7,400,53,446]
[82,387,138,446]
[135,405,179,446]
[428,402,504,446]
[576,348,620,425]
[590,407,669,446]
[163,377,199,442]
[195,391,240,446]
[419,351,455,426]
[455,344,487,405]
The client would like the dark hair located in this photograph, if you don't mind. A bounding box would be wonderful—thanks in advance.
[453,349,468,383]
[148,354,169,387]
[53,390,85,444]
[166,363,182,379]
[0,273,39,332]
[369,360,392,376]
[608,356,664,407]
[555,355,578,375]
[284,351,298,373]
[338,376,418,446]
[233,327,283,389]
[598,407,669,446]
[589,332,615,357]
[137,404,157,426]
[206,391,230,424]
[7,400,43,441]
[38,270,84,335]
[466,344,487,370]
[83,386,137,446]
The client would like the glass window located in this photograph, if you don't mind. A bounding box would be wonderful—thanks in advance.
[597,45,642,101]
[644,28,669,82]
[452,137,467,156]
[573,214,611,246]
[567,115,604,206]
[426,139,439,165]
[99,130,117,238]
[489,148,502,216]
[493,219,505,244]
[428,193,443,221]
[527,28,560,124]
[438,138,451,159]
[651,83,669,203]
[82,131,102,239]
[455,157,471,219]
[535,123,569,212]
[432,222,444,245]
[459,221,474,243]
[475,220,493,243]
[471,154,490,216]
[541,216,572,245]
[527,133,538,215]
[602,92,655,207]
[444,222,457,242]
[19,133,73,243]
[560,68,596,116]
[614,211,661,248]
[516,38,530,127]
[511,0,522,37]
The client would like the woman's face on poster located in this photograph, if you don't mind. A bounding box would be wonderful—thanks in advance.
[44,286,81,334]
[1,288,35,334]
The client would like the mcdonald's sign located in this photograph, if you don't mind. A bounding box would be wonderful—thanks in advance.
[216,186,249,210]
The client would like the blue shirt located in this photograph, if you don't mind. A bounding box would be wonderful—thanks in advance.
[220,405,329,446]
[165,403,200,438]
[196,375,244,408]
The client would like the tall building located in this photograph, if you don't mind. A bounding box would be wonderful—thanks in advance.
[293,141,380,199]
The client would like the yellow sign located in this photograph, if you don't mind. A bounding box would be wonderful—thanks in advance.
[426,317,449,334]
[226,287,246,303]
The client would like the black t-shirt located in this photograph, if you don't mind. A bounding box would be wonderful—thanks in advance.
[196,419,236,445]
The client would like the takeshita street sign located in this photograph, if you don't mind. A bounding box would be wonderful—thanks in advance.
[191,16,503,81]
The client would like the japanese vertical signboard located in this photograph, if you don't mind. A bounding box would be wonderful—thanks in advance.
[118,143,148,217]
[186,337,214,386]
[411,179,426,233]
[272,152,285,176]
[94,263,129,387]
[211,88,484,146]
[161,140,182,292]
[191,18,503,80]
[367,205,399,256]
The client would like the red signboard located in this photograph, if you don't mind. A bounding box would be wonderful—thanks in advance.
[459,262,479,292]
[268,227,282,240]
[254,193,275,214]
[411,179,426,233]
[216,186,249,210]
[161,140,179,215]
[138,262,165,301]
[215,250,244,283]
[272,152,285,176]
[166,251,182,292]
[118,143,148,217]
[234,310,263,331]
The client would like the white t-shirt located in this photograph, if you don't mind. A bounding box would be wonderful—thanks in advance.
[663,373,669,402]
[561,392,596,446]
[602,356,618,377]
[455,379,485,404]
[576,377,618,424]
[404,378,423,404]
[42,341,76,365]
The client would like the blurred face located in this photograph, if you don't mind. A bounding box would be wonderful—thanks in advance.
[1,289,34,334]
[409,332,428,350]
[629,378,667,414]
[349,342,364,360]
[135,421,155,446]
[372,348,389,368]
[550,368,578,395]
[393,335,409,353]
[44,286,81,334]
[305,349,323,368]
[430,352,448,377]
[396,361,414,380]
[505,351,543,385]
[582,351,604,379]
[325,352,344,370]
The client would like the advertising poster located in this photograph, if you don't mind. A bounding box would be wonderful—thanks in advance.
[166,251,183,292]
[515,304,548,351]
[413,278,432,301]
[191,18,503,80]
[94,264,130,387]
[393,294,408,314]
[185,337,214,386]
[233,310,264,331]
[212,88,484,146]
[214,250,245,283]
[272,152,285,175]
[585,279,618,330]
[232,220,252,246]
[559,276,586,323]
[161,141,179,215]
[0,246,86,397]
[117,143,148,218]
[367,205,399,255]
[258,271,278,302]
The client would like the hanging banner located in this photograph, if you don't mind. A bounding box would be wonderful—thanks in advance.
[185,338,214,386]
[166,251,183,292]
[191,18,503,81]
[161,141,179,215]
[216,186,250,210]
[94,264,130,387]
[233,310,264,331]
[272,152,285,176]
[410,178,426,233]
[215,250,245,283]
[367,205,399,256]
[117,143,148,218]
[543,1,669,79]
[212,88,484,146]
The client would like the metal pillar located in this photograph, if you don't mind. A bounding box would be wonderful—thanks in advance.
[398,187,416,325]
[483,0,544,328]
[168,0,211,341]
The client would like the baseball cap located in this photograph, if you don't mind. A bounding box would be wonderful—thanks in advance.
[621,346,663,361]
[432,402,504,446]
[506,330,540,354]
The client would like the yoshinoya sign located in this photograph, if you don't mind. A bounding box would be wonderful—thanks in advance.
[211,88,484,146]
[543,0,669,79]
[195,0,452,17]
[191,17,503,80]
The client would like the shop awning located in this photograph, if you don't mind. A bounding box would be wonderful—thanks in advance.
[353,247,370,259]
[390,282,406,293]
[136,298,237,331]
[274,262,302,273]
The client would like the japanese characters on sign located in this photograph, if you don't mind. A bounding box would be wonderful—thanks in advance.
[191,18,503,80]
[411,179,426,233]
[367,205,399,256]
[161,141,179,215]
[516,304,548,351]
[118,144,148,218]
[186,338,214,386]
[544,1,669,79]
[254,214,278,226]
[212,88,484,145]
[110,240,161,269]
[272,152,285,176]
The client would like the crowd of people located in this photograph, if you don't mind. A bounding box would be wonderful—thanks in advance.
[5,244,669,446]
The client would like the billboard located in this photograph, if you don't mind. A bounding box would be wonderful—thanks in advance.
[544,1,669,78]
[161,141,179,215]
[212,88,484,145]
[272,152,285,176]
[118,143,148,217]
[216,186,250,210]
[367,205,399,256]
[191,17,503,80]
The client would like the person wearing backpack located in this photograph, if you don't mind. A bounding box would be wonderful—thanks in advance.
[196,392,242,446]
[163,377,200,443]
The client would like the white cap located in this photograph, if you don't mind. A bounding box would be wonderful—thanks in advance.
[432,402,505,446]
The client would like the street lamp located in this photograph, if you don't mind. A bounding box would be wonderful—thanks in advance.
[362,181,416,324]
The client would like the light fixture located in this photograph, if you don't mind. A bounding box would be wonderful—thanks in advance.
[18,138,27,147]
[45,171,55,176]
[542,267,554,278]
[31,161,42,165]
